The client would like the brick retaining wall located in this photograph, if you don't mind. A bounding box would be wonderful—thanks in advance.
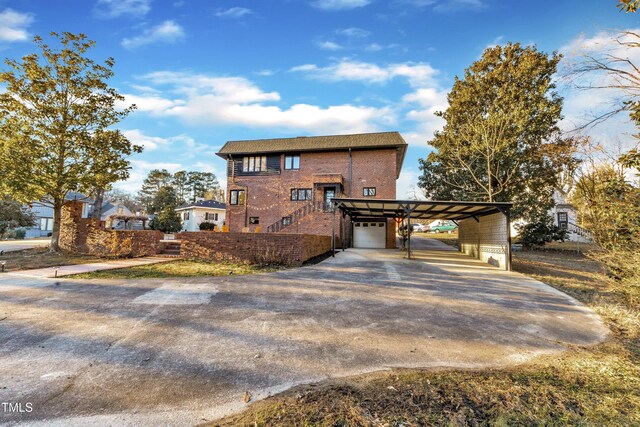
[177,232,333,266]
[60,201,164,258]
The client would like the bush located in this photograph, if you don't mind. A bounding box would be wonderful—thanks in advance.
[14,229,26,239]
[199,222,216,231]
[149,206,182,233]
[516,214,567,249]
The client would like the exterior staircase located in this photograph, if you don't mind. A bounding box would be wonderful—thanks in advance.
[266,201,334,233]
[567,222,593,241]
[159,241,182,258]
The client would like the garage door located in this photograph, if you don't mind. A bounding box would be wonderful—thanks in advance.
[353,221,386,248]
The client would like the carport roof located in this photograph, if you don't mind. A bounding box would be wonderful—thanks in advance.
[332,198,511,221]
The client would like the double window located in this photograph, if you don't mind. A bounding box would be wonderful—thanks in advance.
[242,156,267,173]
[205,212,218,221]
[363,187,376,197]
[282,216,292,226]
[291,188,312,201]
[229,189,245,205]
[284,154,300,170]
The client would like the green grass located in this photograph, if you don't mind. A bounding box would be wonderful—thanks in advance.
[211,250,640,427]
[70,259,281,279]
[0,247,103,272]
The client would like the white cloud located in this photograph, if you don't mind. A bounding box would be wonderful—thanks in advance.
[433,0,486,12]
[125,70,395,134]
[0,9,33,42]
[394,0,485,12]
[255,69,277,76]
[396,168,426,199]
[119,93,186,115]
[311,0,372,10]
[95,0,151,18]
[121,20,185,49]
[336,27,370,38]
[402,87,448,145]
[215,7,252,18]
[290,59,438,87]
[317,40,343,50]
[560,29,640,153]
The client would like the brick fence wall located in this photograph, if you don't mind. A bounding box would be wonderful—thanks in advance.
[59,201,164,258]
[177,231,333,266]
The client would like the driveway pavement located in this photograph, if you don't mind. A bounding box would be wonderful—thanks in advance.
[0,238,608,426]
[0,239,49,253]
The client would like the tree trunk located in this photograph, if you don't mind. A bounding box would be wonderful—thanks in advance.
[50,199,62,253]
[91,187,104,220]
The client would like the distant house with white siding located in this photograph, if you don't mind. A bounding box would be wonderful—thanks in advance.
[24,192,92,239]
[175,200,226,232]
[101,202,134,229]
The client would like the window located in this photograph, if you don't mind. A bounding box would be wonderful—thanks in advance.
[40,218,53,231]
[284,154,300,170]
[242,156,267,172]
[183,212,190,220]
[230,190,245,205]
[363,187,376,197]
[291,188,312,201]
[249,217,259,225]
[205,212,218,221]
[282,216,292,226]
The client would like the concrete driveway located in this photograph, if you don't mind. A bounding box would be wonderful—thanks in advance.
[0,239,49,253]
[0,238,608,426]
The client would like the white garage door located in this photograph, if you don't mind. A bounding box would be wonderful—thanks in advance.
[353,221,386,248]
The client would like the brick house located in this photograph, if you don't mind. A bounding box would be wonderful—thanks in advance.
[216,132,407,249]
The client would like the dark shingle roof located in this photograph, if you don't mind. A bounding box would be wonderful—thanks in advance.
[176,200,226,210]
[216,131,407,177]
[218,131,406,155]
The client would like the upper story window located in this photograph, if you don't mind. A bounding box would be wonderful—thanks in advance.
[291,188,312,201]
[363,187,376,197]
[243,156,267,173]
[205,212,218,221]
[229,190,245,205]
[284,154,300,170]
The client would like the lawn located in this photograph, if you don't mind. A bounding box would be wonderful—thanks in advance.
[0,247,103,272]
[211,249,640,426]
[70,259,280,279]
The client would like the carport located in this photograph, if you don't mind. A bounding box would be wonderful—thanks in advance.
[332,198,513,271]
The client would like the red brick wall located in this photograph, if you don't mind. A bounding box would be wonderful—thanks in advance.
[226,148,398,248]
[177,232,332,266]
[60,201,164,258]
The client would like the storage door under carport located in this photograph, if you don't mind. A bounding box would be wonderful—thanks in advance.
[353,221,386,248]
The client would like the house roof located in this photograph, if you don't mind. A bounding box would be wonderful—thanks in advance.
[176,200,226,211]
[216,131,408,177]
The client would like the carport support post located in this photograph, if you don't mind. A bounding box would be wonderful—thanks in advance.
[505,207,512,271]
[331,204,336,257]
[404,205,413,260]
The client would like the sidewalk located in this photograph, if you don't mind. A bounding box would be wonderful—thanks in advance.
[5,257,175,279]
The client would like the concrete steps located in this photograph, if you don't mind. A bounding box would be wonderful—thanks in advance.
[160,241,181,257]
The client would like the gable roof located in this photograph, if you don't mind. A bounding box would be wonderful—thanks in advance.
[176,200,226,211]
[216,131,408,178]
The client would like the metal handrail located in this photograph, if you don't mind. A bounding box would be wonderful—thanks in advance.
[265,201,334,232]
[567,221,593,239]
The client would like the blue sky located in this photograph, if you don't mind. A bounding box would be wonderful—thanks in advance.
[1,0,638,196]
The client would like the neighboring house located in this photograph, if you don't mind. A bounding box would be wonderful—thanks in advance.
[176,200,226,232]
[549,190,592,242]
[216,131,407,249]
[23,192,92,239]
[101,202,134,229]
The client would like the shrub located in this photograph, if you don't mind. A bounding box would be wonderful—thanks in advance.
[516,214,567,249]
[149,206,182,233]
[199,222,216,231]
[14,229,26,239]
